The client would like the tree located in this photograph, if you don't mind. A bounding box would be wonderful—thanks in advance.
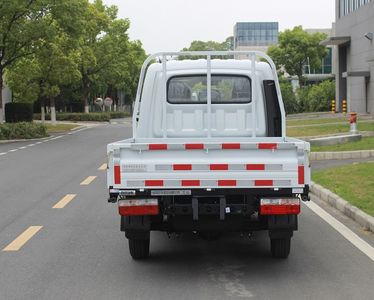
[180,39,232,59]
[5,58,41,104]
[267,26,328,85]
[182,40,231,52]
[5,0,88,123]
[0,0,53,122]
[78,0,133,113]
[99,40,146,106]
[38,37,81,124]
[2,0,146,118]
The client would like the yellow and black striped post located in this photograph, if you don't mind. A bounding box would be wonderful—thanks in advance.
[331,100,336,114]
[342,100,347,115]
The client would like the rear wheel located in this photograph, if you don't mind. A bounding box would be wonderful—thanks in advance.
[129,238,150,259]
[270,237,291,258]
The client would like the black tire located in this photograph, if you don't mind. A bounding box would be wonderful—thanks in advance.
[270,237,291,258]
[129,238,150,259]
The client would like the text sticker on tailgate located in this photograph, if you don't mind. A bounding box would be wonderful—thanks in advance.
[122,164,148,172]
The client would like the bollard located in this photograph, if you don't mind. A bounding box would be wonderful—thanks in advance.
[349,112,358,134]
[342,100,347,115]
[331,100,336,114]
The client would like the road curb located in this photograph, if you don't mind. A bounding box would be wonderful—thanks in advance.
[309,134,361,146]
[0,125,87,144]
[0,136,52,144]
[310,150,374,161]
[310,181,374,232]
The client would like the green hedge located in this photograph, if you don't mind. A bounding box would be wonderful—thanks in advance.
[0,122,47,140]
[5,103,34,123]
[279,78,336,114]
[109,111,130,119]
[33,112,129,122]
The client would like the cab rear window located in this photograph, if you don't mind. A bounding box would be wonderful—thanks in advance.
[167,75,251,104]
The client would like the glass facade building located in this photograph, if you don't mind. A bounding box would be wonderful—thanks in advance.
[303,48,333,75]
[234,22,279,48]
[339,0,373,17]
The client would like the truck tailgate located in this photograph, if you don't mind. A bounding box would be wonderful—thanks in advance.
[107,138,310,190]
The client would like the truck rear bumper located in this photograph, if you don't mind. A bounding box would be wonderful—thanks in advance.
[121,214,297,237]
[115,187,303,237]
[110,186,309,200]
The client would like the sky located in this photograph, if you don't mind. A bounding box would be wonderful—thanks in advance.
[103,0,335,54]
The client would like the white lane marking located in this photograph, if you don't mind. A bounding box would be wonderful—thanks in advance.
[49,136,62,141]
[304,201,374,261]
[28,144,36,147]
[0,152,6,156]
[19,146,27,149]
[73,127,88,133]
[36,141,43,144]
[9,149,18,152]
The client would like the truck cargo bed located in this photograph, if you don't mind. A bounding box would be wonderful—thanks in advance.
[107,137,310,190]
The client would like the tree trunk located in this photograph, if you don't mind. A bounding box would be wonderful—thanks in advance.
[82,75,90,113]
[0,74,4,123]
[84,101,89,113]
[83,89,89,113]
[50,97,56,125]
[41,97,45,123]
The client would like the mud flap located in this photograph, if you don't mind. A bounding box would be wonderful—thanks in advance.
[121,216,151,240]
[268,215,297,239]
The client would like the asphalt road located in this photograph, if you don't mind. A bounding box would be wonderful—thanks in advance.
[0,123,373,300]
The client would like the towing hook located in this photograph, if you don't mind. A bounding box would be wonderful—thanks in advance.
[108,197,117,203]
[301,194,310,202]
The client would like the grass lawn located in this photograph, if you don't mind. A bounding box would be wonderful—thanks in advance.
[312,162,374,216]
[312,137,374,152]
[287,117,348,127]
[45,124,80,133]
[287,121,374,137]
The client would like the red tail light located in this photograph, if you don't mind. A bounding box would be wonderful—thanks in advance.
[114,165,121,184]
[118,199,159,216]
[260,198,300,215]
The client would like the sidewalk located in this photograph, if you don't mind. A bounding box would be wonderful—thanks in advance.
[34,120,102,127]
[287,111,373,120]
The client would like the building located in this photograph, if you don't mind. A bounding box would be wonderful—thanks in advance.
[1,76,12,118]
[321,0,374,113]
[305,29,334,77]
[233,22,279,54]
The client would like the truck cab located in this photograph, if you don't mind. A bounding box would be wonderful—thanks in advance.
[107,51,310,260]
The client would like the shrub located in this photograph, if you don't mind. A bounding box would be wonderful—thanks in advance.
[297,80,335,112]
[307,80,335,112]
[109,111,130,119]
[280,80,299,114]
[0,122,47,140]
[33,112,111,122]
[5,103,34,123]
[297,86,311,112]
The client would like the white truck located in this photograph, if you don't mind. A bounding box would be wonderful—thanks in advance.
[107,51,310,260]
